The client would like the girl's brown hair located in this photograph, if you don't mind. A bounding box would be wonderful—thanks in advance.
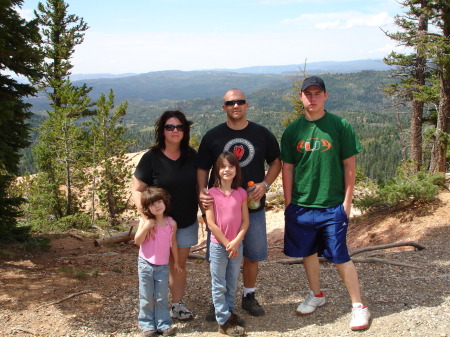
[141,187,171,219]
[213,152,242,190]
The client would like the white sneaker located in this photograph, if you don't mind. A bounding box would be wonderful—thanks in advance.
[295,290,326,315]
[350,304,370,330]
[170,300,193,320]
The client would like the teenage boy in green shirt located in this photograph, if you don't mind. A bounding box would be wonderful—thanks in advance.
[281,76,370,331]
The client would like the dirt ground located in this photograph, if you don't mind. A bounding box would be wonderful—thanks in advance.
[1,191,449,337]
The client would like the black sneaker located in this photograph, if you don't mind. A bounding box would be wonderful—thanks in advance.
[241,292,265,316]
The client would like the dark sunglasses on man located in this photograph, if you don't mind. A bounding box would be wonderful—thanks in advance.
[224,100,246,106]
[164,124,184,131]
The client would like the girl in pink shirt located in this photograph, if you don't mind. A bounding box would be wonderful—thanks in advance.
[205,152,249,336]
[135,187,181,336]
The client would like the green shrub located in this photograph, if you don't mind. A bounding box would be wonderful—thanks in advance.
[354,162,444,212]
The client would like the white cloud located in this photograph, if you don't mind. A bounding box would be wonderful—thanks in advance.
[17,7,35,21]
[283,11,393,30]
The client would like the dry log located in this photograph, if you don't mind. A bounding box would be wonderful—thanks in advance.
[188,253,206,260]
[94,230,136,247]
[350,241,425,256]
[69,232,84,241]
[191,245,206,253]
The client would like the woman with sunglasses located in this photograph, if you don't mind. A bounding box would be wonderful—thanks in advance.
[132,110,198,323]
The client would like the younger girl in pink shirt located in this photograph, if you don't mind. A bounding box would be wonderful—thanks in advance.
[135,187,181,337]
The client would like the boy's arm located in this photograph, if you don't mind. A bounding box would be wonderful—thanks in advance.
[342,155,356,217]
[170,220,182,272]
[282,162,294,206]
[205,205,230,247]
[134,218,155,245]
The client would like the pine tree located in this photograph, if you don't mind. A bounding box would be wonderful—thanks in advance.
[88,90,133,225]
[35,0,88,107]
[383,0,433,170]
[33,0,93,217]
[0,0,43,242]
[34,80,93,215]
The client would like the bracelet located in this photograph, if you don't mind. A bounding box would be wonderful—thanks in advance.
[263,181,270,192]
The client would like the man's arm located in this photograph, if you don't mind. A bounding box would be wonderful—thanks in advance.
[281,162,294,206]
[342,155,356,217]
[252,157,282,199]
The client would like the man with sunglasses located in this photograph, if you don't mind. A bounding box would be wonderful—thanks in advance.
[197,88,281,321]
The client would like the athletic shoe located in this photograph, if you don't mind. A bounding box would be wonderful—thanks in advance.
[170,301,193,320]
[295,290,326,315]
[241,292,265,316]
[142,330,158,337]
[218,313,245,336]
[350,304,371,330]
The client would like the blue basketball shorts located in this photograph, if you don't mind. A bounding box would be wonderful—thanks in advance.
[284,203,351,264]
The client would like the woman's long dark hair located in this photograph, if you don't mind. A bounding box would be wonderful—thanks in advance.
[152,110,193,158]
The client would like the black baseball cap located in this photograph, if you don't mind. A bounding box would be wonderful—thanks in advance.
[301,76,326,92]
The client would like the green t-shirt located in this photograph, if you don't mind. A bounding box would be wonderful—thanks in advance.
[280,111,362,208]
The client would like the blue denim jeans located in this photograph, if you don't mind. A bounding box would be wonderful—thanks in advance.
[205,209,267,262]
[137,257,171,332]
[209,241,243,325]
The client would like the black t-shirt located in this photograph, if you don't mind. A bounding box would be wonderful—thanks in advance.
[134,148,198,229]
[196,121,280,211]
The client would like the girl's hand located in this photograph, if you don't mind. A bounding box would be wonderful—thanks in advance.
[140,217,156,240]
[173,263,183,273]
[226,240,240,258]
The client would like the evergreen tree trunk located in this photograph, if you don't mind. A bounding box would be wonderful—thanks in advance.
[411,7,428,169]
[430,0,450,173]
[431,73,450,172]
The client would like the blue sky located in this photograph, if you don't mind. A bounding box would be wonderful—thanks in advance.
[18,0,406,74]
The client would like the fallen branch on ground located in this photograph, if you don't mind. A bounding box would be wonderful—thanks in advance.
[36,290,93,309]
[10,327,36,335]
[265,241,425,268]
[350,241,426,256]
[266,257,419,268]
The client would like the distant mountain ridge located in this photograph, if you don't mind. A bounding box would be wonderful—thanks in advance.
[212,59,391,74]
[66,59,391,81]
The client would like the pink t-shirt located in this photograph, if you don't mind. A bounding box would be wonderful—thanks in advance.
[209,187,246,244]
[139,216,174,265]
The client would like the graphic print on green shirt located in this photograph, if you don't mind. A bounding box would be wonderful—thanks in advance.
[280,111,362,208]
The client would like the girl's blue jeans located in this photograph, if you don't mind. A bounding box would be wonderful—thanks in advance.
[209,241,243,325]
[137,257,171,332]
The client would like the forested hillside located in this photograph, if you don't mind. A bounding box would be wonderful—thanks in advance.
[21,70,405,181]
